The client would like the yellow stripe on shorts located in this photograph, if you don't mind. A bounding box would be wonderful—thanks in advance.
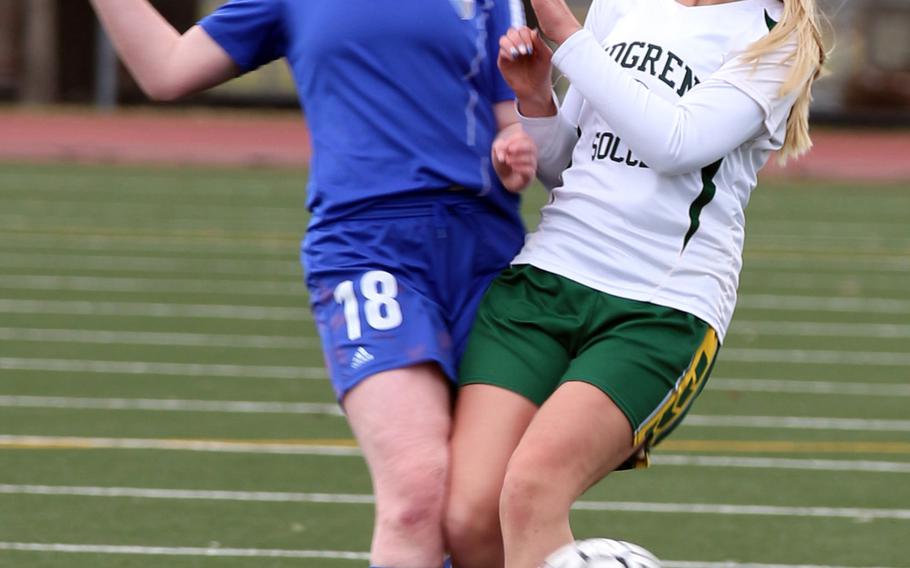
[634,328,720,448]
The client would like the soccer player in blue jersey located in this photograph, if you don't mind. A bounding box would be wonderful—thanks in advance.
[89,1,536,566]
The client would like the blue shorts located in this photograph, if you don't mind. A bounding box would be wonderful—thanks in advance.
[302,192,525,400]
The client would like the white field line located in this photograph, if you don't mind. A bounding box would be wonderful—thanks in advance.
[745,257,910,272]
[729,320,910,339]
[570,501,910,520]
[0,358,327,380]
[3,395,910,435]
[682,415,910,432]
[5,396,910,434]
[2,354,907,392]
[5,318,909,348]
[0,328,319,350]
[0,299,312,321]
[652,455,910,474]
[9,197,300,217]
[0,543,371,561]
[722,348,910,367]
[0,544,891,568]
[6,329,910,371]
[4,296,907,322]
[664,563,899,568]
[1,214,302,235]
[3,437,910,474]
[8,223,902,249]
[0,545,897,568]
[1,484,908,521]
[0,485,374,504]
[4,249,909,274]
[0,396,342,416]
[749,232,910,248]
[741,274,910,294]
[754,220,910,233]
[3,326,906,396]
[0,234,293,254]
[737,295,910,314]
[0,275,303,297]
[710,379,910,397]
[0,252,300,276]
[3,270,906,298]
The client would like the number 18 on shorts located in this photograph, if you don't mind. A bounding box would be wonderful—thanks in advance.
[309,269,455,400]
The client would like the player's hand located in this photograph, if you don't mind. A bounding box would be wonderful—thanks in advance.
[493,127,538,193]
[498,27,554,109]
[529,0,583,45]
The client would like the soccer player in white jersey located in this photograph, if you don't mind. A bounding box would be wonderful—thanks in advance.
[442,0,826,566]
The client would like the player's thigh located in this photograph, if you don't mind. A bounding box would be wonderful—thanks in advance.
[448,384,537,517]
[344,363,453,492]
[563,298,720,469]
[506,381,635,504]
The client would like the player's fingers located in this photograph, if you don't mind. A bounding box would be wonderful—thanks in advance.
[500,30,522,60]
[506,152,537,168]
[492,138,510,163]
[503,148,536,168]
[506,136,537,157]
[516,27,535,56]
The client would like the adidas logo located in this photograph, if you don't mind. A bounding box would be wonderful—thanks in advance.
[350,347,375,370]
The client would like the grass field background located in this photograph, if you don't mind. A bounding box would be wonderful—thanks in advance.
[0,163,908,567]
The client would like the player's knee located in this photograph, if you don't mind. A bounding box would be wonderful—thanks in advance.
[375,451,449,534]
[377,488,444,536]
[444,490,501,557]
[499,454,564,529]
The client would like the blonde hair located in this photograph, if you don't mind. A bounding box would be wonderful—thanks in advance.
[743,0,827,162]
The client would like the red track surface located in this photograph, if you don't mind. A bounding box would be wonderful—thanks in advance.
[0,108,908,182]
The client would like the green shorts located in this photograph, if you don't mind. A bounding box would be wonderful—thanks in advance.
[459,264,720,469]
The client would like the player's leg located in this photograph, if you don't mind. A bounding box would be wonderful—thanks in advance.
[305,212,465,568]
[444,266,574,568]
[444,384,536,568]
[343,363,453,568]
[499,381,636,568]
[497,289,720,568]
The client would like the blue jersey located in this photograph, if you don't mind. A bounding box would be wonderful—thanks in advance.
[199,0,525,228]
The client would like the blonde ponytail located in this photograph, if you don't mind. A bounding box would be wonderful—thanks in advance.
[743,0,826,162]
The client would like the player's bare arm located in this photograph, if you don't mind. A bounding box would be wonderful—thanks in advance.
[527,0,582,45]
[90,0,237,101]
[498,27,557,118]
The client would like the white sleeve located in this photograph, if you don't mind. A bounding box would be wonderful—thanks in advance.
[551,28,801,175]
[584,0,620,42]
[517,87,583,190]
[711,36,805,147]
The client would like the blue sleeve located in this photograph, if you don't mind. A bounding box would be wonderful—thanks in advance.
[486,0,525,102]
[198,0,287,73]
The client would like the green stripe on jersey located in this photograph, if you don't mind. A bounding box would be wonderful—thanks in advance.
[683,159,723,250]
[764,9,778,31]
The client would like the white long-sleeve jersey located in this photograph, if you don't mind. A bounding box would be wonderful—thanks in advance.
[515,0,806,340]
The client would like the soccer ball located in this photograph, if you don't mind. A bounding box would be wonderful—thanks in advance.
[541,539,662,568]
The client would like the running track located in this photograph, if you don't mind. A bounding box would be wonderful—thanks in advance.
[1,108,907,181]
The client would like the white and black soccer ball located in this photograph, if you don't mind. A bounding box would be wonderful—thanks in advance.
[541,538,662,568]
